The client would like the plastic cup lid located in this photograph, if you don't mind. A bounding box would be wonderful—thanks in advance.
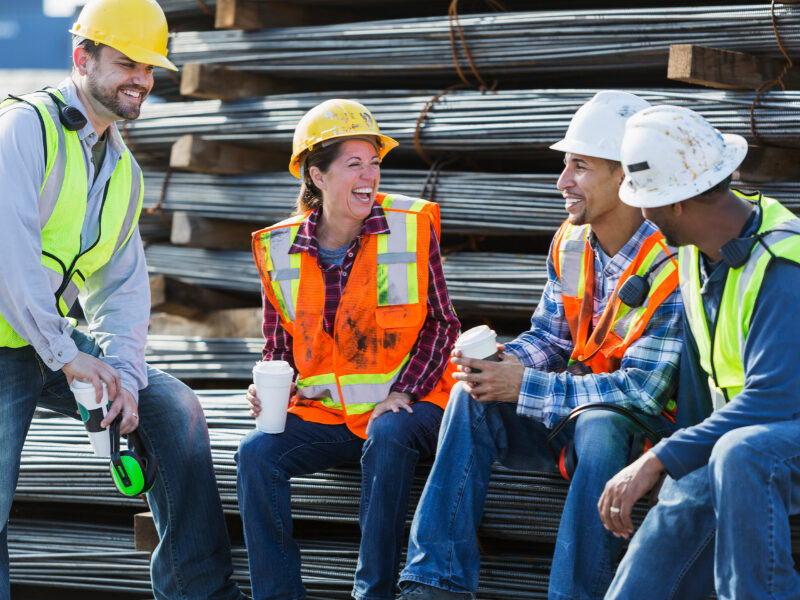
[253,360,294,375]
[455,325,497,349]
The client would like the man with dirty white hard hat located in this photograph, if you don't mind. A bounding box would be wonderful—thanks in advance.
[396,91,685,600]
[600,105,800,600]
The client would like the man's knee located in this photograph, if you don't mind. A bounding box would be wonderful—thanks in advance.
[709,426,769,481]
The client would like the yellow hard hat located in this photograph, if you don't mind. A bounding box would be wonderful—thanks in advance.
[289,99,398,179]
[70,0,178,71]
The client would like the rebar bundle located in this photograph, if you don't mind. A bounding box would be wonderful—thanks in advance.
[144,335,263,379]
[165,5,800,80]
[143,244,547,314]
[127,88,800,165]
[8,517,559,598]
[143,169,567,236]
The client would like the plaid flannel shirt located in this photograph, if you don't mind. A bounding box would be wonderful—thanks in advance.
[261,201,459,400]
[503,220,683,429]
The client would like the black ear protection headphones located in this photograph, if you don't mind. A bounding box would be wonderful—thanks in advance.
[546,403,660,481]
[109,417,158,497]
[617,252,678,308]
[6,91,88,132]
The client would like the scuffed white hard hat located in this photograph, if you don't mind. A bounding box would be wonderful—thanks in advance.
[619,105,748,208]
[550,91,651,161]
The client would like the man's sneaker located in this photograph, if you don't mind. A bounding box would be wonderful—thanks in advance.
[396,582,471,599]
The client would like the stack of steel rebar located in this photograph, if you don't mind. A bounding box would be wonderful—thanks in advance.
[142,244,548,314]
[9,517,562,598]
[126,88,800,165]
[143,169,567,235]
[165,5,800,80]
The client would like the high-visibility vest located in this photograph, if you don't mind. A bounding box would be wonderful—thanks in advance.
[679,191,800,409]
[252,193,453,438]
[0,88,143,348]
[552,220,680,418]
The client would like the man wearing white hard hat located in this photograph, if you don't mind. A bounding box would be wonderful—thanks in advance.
[398,92,685,600]
[0,1,244,598]
[600,105,800,599]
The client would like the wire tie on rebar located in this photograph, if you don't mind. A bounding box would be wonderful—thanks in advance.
[749,0,794,148]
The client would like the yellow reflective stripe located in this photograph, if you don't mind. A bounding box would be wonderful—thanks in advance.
[262,232,273,271]
[271,279,291,321]
[339,356,408,385]
[298,372,336,387]
[665,398,677,413]
[377,264,389,305]
[382,195,395,209]
[314,397,343,410]
[575,244,586,299]
[409,200,427,212]
[345,402,380,415]
[289,252,301,310]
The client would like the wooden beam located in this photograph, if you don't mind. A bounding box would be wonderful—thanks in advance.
[169,135,285,175]
[134,512,159,553]
[180,63,299,100]
[149,274,257,318]
[668,44,800,90]
[215,0,356,30]
[170,212,256,251]
[149,307,264,338]
[736,144,800,183]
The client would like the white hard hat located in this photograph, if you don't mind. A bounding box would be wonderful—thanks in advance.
[550,91,651,161]
[619,105,748,208]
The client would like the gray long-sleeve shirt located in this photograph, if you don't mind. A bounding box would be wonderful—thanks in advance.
[0,77,149,401]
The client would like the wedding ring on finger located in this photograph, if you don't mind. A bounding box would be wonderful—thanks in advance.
[609,506,621,514]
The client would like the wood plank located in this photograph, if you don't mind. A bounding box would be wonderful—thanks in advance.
[149,274,256,317]
[215,0,356,30]
[180,63,299,100]
[134,511,159,554]
[736,144,800,183]
[668,44,800,90]
[171,212,256,251]
[149,307,264,338]
[169,135,285,175]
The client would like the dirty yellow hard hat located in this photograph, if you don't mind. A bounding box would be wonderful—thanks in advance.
[70,0,178,71]
[289,99,398,179]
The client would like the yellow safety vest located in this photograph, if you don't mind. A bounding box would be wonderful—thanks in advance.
[0,88,143,348]
[679,191,800,408]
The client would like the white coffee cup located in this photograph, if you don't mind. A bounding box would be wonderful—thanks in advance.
[252,360,295,434]
[71,379,111,457]
[454,325,500,367]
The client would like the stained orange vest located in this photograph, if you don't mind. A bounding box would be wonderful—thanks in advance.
[252,193,454,438]
[552,221,679,410]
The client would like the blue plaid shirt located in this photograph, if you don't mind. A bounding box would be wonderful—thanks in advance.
[503,220,683,429]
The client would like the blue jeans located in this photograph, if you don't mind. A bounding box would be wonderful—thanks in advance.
[236,402,443,600]
[399,383,670,600]
[606,421,800,600]
[0,330,242,600]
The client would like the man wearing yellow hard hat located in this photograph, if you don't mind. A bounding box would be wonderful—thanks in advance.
[0,1,245,599]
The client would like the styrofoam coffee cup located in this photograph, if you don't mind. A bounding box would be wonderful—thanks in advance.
[454,326,500,369]
[71,379,111,457]
[253,360,295,434]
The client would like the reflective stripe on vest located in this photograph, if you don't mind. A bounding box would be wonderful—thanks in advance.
[252,193,443,436]
[679,192,800,406]
[0,89,143,348]
[554,221,679,367]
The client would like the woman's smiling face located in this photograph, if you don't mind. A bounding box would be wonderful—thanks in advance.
[310,138,381,224]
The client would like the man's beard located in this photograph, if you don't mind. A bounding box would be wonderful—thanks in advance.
[87,76,145,121]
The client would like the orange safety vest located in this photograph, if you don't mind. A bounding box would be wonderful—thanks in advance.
[552,220,679,418]
[252,193,454,438]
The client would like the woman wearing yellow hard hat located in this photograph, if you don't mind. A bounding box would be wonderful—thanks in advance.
[238,99,460,599]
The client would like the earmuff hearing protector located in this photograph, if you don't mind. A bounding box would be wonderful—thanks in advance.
[109,417,158,497]
[546,403,660,481]
[617,252,678,308]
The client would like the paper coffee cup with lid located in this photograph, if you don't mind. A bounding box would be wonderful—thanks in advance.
[252,360,295,434]
[71,379,111,457]
[454,325,500,364]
